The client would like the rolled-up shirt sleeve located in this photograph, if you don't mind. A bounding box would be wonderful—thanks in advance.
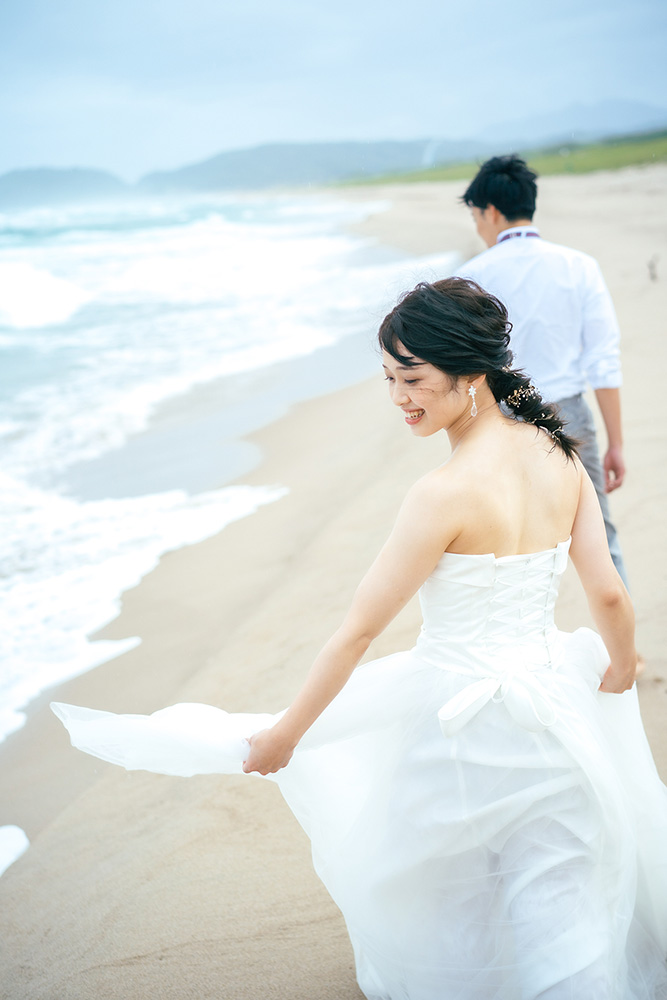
[580,258,622,389]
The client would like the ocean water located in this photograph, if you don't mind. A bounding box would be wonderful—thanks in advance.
[0,191,460,751]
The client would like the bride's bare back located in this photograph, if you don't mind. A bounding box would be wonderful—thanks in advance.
[435,414,581,558]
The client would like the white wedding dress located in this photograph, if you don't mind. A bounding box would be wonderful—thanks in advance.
[53,540,667,999]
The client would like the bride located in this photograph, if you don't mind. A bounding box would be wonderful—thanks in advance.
[54,278,667,999]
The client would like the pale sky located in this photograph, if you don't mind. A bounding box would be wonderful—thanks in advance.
[1,0,666,180]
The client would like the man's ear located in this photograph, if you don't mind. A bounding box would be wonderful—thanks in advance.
[485,204,504,226]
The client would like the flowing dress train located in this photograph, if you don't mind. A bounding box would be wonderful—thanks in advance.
[53,540,667,999]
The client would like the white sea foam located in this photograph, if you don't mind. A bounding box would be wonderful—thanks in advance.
[0,240,458,484]
[0,474,288,742]
[0,262,91,327]
[0,191,460,744]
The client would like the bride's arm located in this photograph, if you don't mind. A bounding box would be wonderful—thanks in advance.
[242,473,459,775]
[569,465,636,694]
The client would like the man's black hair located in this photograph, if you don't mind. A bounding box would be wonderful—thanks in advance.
[461,155,538,221]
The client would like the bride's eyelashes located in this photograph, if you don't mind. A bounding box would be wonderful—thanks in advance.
[384,375,420,385]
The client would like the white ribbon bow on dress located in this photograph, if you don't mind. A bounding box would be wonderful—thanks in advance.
[438,665,557,737]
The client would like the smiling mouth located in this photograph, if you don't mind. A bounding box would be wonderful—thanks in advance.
[403,409,425,423]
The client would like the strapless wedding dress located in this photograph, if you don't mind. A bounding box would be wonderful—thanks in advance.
[53,540,667,999]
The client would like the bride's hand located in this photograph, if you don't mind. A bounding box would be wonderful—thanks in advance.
[242,727,295,775]
[599,657,637,693]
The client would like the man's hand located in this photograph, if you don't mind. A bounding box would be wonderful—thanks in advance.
[603,445,625,493]
[594,389,624,493]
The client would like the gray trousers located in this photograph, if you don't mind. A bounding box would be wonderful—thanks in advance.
[557,393,629,589]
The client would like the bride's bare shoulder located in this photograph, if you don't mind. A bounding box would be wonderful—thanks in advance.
[393,464,472,551]
[406,456,480,509]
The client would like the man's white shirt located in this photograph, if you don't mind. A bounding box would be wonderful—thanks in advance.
[457,226,622,402]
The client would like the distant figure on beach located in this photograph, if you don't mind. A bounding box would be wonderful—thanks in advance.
[54,278,667,998]
[458,154,630,587]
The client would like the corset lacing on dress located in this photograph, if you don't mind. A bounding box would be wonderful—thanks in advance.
[414,541,570,736]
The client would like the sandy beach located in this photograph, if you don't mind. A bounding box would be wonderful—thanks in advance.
[1,164,666,1000]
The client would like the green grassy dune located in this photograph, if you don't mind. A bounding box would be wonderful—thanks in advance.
[347,129,667,186]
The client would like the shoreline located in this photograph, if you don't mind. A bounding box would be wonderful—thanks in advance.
[1,164,666,999]
[0,205,457,751]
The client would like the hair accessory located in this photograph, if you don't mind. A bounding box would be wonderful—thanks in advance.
[468,384,478,417]
[505,382,538,408]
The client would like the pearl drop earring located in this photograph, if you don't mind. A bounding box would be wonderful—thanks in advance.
[468,384,478,417]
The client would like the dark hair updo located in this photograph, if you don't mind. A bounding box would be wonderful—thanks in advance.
[378,277,578,460]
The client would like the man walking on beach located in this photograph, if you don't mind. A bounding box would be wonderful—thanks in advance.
[457,154,629,588]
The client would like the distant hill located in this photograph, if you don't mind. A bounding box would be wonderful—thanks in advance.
[135,100,667,195]
[356,129,667,186]
[0,140,496,208]
[1,100,666,209]
[135,140,491,195]
[0,168,129,209]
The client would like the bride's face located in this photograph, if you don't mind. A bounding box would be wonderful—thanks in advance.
[382,348,468,436]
